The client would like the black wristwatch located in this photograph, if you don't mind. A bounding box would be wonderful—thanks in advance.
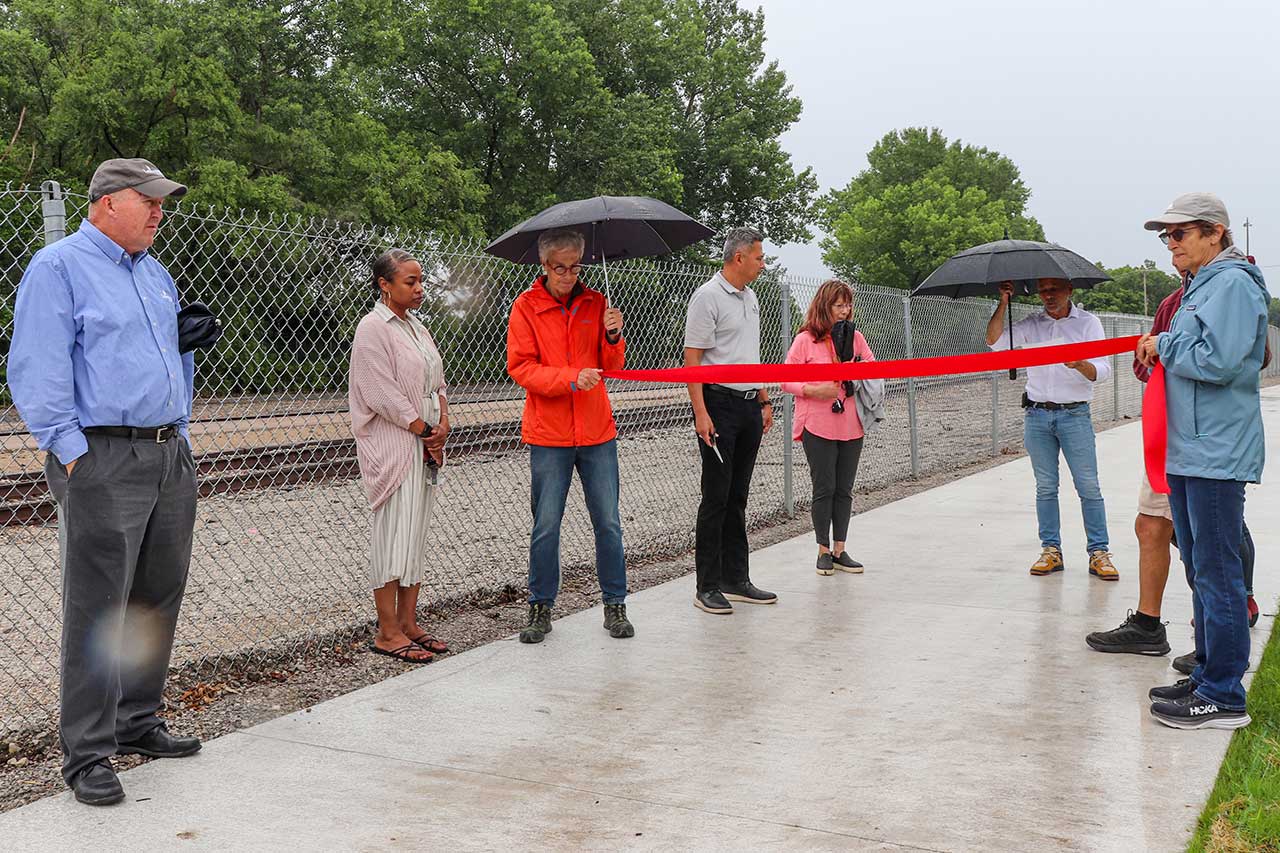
[759,399,773,409]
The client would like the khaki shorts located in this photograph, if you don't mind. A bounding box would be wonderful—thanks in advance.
[1137,468,1173,520]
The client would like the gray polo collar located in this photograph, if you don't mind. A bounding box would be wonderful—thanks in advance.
[715,272,746,296]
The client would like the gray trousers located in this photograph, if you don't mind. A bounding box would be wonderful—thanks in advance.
[45,432,196,784]
[800,430,864,547]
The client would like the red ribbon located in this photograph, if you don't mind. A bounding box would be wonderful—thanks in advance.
[603,335,1141,383]
[1143,362,1170,494]
[603,333,1168,490]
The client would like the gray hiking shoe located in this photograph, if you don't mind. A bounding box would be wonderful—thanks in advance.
[603,603,635,638]
[519,603,553,644]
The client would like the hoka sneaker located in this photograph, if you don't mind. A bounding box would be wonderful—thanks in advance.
[1150,693,1251,730]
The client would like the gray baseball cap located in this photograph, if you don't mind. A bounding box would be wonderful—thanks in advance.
[88,158,187,202]
[1143,192,1230,231]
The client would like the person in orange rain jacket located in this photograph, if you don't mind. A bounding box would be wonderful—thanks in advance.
[506,228,634,644]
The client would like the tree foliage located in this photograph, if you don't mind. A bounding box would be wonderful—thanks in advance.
[1074,261,1182,317]
[817,127,1044,290]
[0,0,815,244]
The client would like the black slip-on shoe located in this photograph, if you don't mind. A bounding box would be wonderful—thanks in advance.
[116,724,201,758]
[1150,693,1250,730]
[816,553,834,576]
[721,582,777,604]
[71,761,125,806]
[694,590,733,614]
[1085,611,1170,655]
[832,552,864,573]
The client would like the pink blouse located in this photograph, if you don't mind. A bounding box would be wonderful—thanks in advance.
[781,329,876,442]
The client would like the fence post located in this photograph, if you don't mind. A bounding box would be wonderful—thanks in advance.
[902,297,919,477]
[1111,317,1121,419]
[780,277,795,517]
[991,370,999,456]
[40,180,66,245]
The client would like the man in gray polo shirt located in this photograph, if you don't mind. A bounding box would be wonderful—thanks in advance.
[684,227,778,614]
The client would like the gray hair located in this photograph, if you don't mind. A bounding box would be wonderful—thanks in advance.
[722,227,764,264]
[371,248,417,294]
[537,228,586,262]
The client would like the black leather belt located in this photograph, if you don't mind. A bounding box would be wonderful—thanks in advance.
[84,425,179,442]
[705,383,759,400]
[1021,394,1086,411]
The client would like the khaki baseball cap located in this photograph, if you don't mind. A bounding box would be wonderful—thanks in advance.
[1143,192,1230,231]
[88,158,187,202]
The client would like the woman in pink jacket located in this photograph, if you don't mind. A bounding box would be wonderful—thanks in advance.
[782,279,876,576]
[349,249,451,663]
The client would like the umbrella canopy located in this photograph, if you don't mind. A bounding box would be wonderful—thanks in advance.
[910,239,1111,300]
[484,195,714,265]
[830,319,856,363]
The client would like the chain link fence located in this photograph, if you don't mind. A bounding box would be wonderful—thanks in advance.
[2,182,1278,740]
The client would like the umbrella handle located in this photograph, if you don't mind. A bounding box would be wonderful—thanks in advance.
[1007,299,1016,381]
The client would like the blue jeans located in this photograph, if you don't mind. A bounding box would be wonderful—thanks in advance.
[1168,474,1249,710]
[1023,405,1108,554]
[528,440,627,605]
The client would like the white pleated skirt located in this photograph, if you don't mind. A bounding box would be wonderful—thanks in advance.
[368,450,436,588]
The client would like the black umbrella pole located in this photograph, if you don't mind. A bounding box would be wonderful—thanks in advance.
[1007,302,1016,381]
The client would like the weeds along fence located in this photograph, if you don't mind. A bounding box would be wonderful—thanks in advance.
[2,181,1277,737]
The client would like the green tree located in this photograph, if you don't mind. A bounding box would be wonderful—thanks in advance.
[1075,261,1181,317]
[817,127,1044,290]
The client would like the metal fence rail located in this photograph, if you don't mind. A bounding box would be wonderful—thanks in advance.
[2,181,1276,738]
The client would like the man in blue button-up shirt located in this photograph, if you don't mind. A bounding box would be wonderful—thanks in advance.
[9,158,202,806]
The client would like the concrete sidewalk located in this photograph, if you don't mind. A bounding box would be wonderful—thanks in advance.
[3,391,1278,852]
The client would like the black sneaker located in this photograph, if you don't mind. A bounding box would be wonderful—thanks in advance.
[694,590,733,615]
[816,553,834,576]
[721,582,778,605]
[1150,693,1251,730]
[1148,678,1197,703]
[1172,650,1198,676]
[831,552,863,573]
[519,603,553,644]
[1085,611,1170,655]
[603,603,635,638]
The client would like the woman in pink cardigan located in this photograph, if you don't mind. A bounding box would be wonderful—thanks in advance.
[349,249,450,664]
[781,279,876,576]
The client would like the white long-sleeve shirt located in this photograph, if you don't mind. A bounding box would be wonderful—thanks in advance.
[990,303,1112,404]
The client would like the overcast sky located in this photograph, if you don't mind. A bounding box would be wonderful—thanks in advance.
[752,0,1280,282]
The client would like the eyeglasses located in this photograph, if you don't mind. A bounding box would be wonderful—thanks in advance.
[833,302,852,310]
[547,263,583,276]
[1159,226,1203,246]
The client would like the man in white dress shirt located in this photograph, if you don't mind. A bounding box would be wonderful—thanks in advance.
[986,278,1119,580]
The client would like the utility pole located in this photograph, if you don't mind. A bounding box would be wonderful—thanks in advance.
[1142,266,1149,316]
[1243,218,1252,255]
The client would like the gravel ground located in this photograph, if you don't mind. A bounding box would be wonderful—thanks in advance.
[0,368,1202,813]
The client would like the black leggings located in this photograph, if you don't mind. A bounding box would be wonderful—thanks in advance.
[800,430,864,547]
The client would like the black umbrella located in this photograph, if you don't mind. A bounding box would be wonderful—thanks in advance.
[910,237,1111,379]
[176,301,222,353]
[484,195,714,301]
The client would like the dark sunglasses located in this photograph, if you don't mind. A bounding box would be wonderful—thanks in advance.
[1158,225,1204,246]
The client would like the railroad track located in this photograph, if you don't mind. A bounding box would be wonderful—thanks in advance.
[0,401,694,526]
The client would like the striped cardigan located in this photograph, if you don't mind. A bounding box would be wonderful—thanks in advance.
[348,305,446,511]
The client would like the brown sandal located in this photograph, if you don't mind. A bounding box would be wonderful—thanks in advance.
[368,642,433,664]
[406,633,449,655]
